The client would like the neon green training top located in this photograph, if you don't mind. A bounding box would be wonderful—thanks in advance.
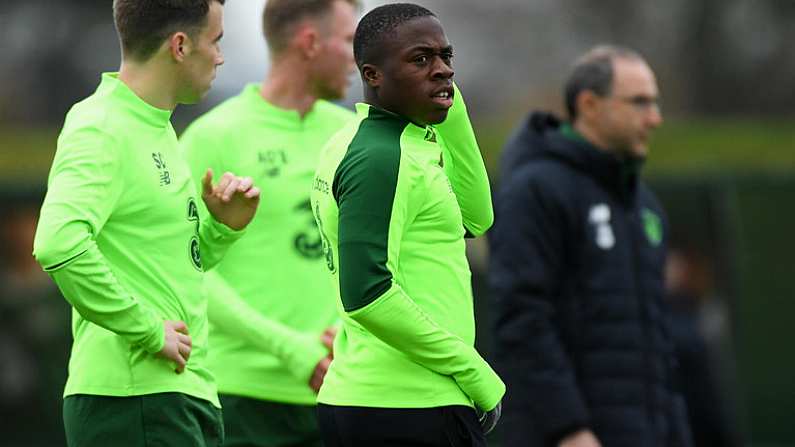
[32,73,244,407]
[310,85,505,410]
[180,84,353,404]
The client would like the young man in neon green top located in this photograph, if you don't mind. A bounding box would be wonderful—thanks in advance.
[32,1,260,445]
[310,4,504,446]
[180,1,357,445]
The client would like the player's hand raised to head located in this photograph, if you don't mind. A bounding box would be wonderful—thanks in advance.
[158,320,192,374]
[201,169,261,230]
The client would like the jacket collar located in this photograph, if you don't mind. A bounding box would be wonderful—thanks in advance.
[543,118,643,205]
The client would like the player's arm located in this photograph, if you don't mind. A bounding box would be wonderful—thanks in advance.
[180,125,257,270]
[490,167,591,444]
[180,121,326,384]
[203,269,329,386]
[33,127,165,355]
[334,143,504,412]
[433,83,493,237]
[196,169,258,269]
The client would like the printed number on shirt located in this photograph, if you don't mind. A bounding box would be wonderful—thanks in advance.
[187,197,203,271]
[294,200,323,259]
[312,202,336,274]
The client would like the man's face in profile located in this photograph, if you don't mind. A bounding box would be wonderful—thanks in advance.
[309,0,357,100]
[594,58,663,158]
[178,1,225,104]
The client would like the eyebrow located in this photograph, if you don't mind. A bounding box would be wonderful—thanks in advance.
[406,44,454,54]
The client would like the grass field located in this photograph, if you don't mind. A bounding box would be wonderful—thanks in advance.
[3,117,795,185]
[474,117,795,179]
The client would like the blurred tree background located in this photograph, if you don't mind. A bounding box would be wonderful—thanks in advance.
[1,0,794,445]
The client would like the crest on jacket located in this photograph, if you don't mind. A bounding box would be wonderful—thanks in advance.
[588,204,615,250]
[642,208,663,246]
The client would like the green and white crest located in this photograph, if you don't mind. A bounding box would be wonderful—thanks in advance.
[641,208,663,246]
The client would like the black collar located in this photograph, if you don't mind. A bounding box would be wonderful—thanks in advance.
[545,123,643,206]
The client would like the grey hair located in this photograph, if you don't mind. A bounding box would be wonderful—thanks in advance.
[564,45,644,120]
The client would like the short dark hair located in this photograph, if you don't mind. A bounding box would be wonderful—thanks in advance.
[564,45,643,120]
[263,0,359,56]
[353,3,435,69]
[113,0,226,61]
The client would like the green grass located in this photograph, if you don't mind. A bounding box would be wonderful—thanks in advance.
[1,127,59,183]
[3,118,795,185]
[647,118,795,174]
[474,117,795,179]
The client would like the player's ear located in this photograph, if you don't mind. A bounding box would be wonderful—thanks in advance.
[294,24,320,59]
[168,32,191,62]
[361,64,381,88]
[576,90,600,121]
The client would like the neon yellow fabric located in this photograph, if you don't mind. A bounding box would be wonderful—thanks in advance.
[310,86,504,410]
[181,84,353,404]
[33,73,243,407]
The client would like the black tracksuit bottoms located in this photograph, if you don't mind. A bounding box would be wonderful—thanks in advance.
[317,404,486,447]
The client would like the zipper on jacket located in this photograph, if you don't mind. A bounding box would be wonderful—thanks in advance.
[626,206,657,445]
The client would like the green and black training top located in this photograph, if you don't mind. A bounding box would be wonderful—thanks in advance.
[310,85,505,411]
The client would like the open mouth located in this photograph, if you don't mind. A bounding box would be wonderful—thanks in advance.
[431,87,454,108]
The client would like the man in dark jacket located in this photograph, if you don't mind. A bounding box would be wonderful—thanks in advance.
[489,45,693,447]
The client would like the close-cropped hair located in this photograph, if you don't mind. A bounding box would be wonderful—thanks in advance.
[113,0,226,61]
[263,0,360,56]
[353,3,435,69]
[564,44,644,120]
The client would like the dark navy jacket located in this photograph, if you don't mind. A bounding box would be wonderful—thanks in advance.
[489,112,693,447]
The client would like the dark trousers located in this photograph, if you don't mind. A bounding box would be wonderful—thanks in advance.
[63,393,223,447]
[317,404,486,447]
[220,394,321,447]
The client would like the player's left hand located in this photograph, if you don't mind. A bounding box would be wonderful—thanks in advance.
[476,399,502,435]
[309,355,332,393]
[201,169,260,230]
[320,326,337,359]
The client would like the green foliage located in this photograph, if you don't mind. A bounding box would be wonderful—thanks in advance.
[474,117,795,180]
[0,127,59,183]
[3,118,795,185]
[646,118,795,174]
